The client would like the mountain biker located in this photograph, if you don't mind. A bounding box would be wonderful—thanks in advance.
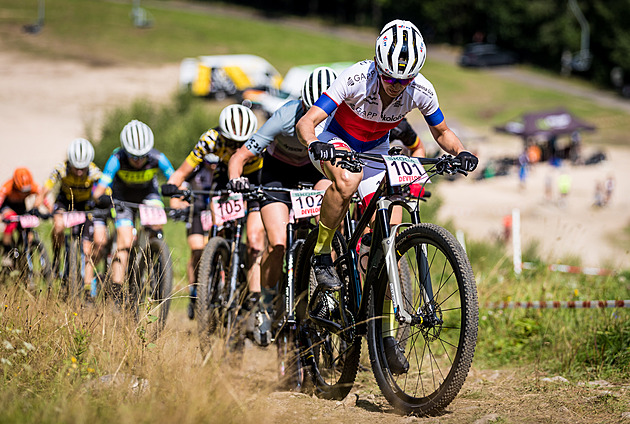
[227,67,336,345]
[0,168,48,267]
[92,120,175,296]
[35,138,106,292]
[296,19,478,372]
[162,104,262,320]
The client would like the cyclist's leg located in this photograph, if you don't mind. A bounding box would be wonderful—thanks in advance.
[112,207,135,285]
[187,226,204,319]
[260,202,289,293]
[245,210,264,292]
[309,136,362,238]
[51,207,66,256]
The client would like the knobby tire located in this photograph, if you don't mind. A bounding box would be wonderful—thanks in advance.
[367,223,478,416]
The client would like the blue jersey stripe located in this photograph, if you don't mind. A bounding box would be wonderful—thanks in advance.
[314,93,338,115]
[424,107,445,127]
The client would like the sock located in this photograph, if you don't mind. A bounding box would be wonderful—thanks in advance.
[314,221,336,255]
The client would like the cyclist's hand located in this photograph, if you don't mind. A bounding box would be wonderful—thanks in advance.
[455,151,479,172]
[26,208,39,217]
[227,177,250,192]
[309,141,336,162]
[96,194,113,209]
[161,184,179,196]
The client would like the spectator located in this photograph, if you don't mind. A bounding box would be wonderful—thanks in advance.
[604,173,615,205]
[558,171,571,208]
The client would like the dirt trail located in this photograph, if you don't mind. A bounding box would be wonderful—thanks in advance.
[0,42,179,183]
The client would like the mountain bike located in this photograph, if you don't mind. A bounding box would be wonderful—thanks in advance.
[1,212,53,291]
[183,188,251,355]
[262,184,323,391]
[52,208,111,303]
[295,150,478,416]
[108,200,174,338]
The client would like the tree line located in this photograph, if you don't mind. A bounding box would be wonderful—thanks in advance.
[206,0,630,91]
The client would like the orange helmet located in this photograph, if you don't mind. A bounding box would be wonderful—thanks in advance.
[13,168,34,193]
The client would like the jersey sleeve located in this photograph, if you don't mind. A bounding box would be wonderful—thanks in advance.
[412,76,443,126]
[245,100,301,156]
[158,153,175,179]
[98,154,120,188]
[313,62,358,115]
[44,162,66,191]
[88,162,102,183]
[185,130,218,168]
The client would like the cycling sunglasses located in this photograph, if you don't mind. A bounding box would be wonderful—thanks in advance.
[129,154,148,162]
[380,73,414,86]
[377,66,414,86]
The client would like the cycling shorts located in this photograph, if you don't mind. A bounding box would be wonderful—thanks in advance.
[114,193,163,228]
[309,131,390,206]
[259,152,326,208]
[0,200,27,215]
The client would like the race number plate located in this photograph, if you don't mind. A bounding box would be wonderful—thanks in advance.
[383,155,430,186]
[138,204,167,226]
[211,193,245,225]
[290,189,325,219]
[200,210,213,231]
[19,215,40,228]
[63,211,86,228]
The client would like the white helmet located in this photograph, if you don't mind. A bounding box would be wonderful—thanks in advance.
[218,104,258,142]
[120,119,154,157]
[67,138,95,169]
[375,19,426,79]
[301,66,337,109]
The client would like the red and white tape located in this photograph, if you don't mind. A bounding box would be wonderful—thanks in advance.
[484,300,630,309]
[521,262,615,276]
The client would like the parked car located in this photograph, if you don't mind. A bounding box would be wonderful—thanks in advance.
[178,54,283,100]
[241,61,353,116]
[458,43,518,68]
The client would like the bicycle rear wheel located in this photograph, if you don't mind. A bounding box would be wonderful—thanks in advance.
[134,238,173,338]
[196,237,231,355]
[367,223,478,416]
[295,228,361,400]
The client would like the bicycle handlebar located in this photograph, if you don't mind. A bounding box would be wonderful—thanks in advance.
[328,150,469,177]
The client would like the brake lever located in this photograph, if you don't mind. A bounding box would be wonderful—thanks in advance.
[336,159,363,173]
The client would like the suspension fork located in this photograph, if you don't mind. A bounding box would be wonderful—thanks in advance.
[373,198,421,325]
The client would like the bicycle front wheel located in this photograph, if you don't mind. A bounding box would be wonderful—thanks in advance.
[196,237,231,355]
[367,223,478,416]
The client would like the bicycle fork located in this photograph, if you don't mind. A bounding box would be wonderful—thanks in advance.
[227,221,243,311]
[377,202,439,328]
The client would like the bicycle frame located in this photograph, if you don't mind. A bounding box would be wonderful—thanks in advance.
[329,153,446,333]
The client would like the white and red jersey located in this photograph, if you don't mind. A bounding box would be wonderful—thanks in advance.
[314,60,444,152]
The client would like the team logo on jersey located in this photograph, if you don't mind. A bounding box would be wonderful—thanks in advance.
[347,76,355,87]
[382,35,388,47]
[364,94,378,105]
